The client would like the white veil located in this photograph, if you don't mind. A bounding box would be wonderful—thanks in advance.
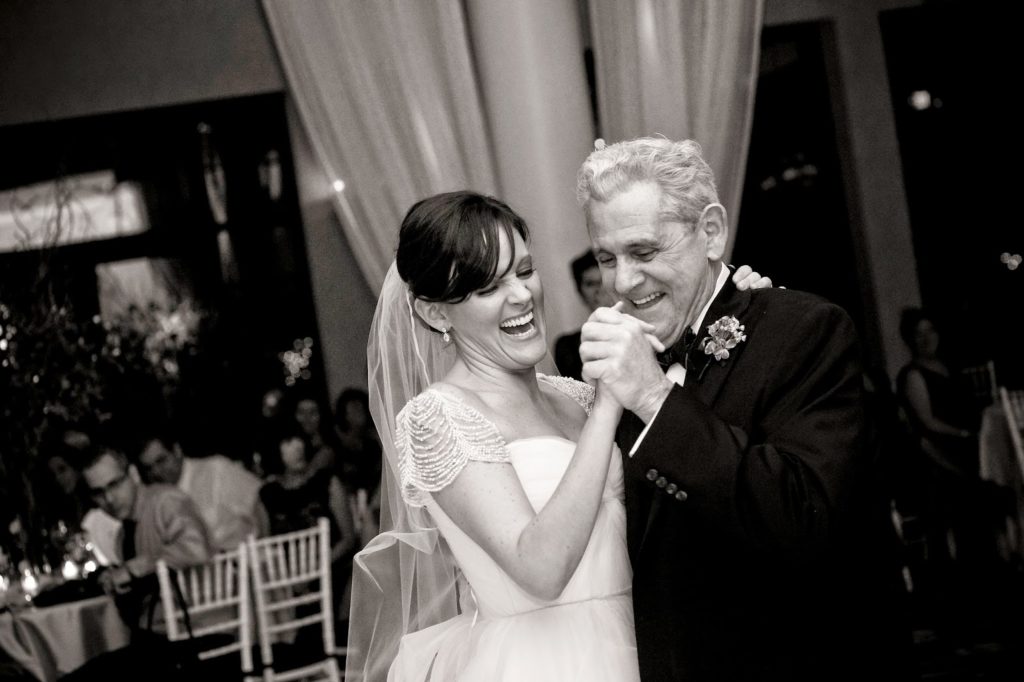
[345,262,467,681]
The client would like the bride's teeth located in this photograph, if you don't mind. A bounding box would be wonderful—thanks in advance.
[500,311,534,328]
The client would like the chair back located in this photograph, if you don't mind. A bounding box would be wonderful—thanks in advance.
[1000,387,1024,480]
[963,360,999,406]
[155,543,254,674]
[247,518,340,682]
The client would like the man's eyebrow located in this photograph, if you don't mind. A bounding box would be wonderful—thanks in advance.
[622,236,660,249]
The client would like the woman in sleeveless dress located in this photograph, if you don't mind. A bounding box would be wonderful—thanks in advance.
[347,191,767,681]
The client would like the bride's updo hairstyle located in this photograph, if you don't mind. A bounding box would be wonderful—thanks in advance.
[396,190,530,304]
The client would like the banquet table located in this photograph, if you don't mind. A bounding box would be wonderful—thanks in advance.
[0,594,130,681]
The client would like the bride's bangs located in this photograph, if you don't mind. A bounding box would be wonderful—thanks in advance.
[447,206,528,301]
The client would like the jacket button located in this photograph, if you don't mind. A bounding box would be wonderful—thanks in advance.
[655,476,667,488]
[665,483,678,495]
[646,469,658,481]
[675,490,688,502]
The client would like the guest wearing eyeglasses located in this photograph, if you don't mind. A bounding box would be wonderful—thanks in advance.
[81,443,211,625]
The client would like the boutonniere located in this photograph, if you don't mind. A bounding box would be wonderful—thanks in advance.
[701,315,747,362]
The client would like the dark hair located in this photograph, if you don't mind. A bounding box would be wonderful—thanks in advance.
[570,250,598,292]
[334,387,371,432]
[139,430,176,456]
[899,307,935,350]
[396,191,530,303]
[80,443,127,473]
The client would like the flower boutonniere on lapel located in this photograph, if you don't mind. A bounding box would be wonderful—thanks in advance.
[701,316,747,362]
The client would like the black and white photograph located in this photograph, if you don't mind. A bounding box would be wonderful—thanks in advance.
[0,1,1020,680]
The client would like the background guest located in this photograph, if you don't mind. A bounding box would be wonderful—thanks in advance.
[332,387,382,541]
[38,428,95,534]
[290,392,342,476]
[135,426,264,551]
[257,428,357,642]
[81,442,211,626]
[553,250,610,380]
[895,307,1008,647]
[250,387,288,478]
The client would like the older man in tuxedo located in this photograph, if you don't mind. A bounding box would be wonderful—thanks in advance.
[577,138,909,681]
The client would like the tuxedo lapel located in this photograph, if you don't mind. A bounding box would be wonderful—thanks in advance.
[687,277,753,405]
[628,273,756,559]
[618,411,654,559]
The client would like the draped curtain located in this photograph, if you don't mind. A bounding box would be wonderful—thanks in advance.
[587,0,764,258]
[262,1,497,294]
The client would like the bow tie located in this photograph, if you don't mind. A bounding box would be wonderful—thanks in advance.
[656,327,699,370]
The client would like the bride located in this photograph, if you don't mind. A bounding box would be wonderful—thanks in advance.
[346,191,766,681]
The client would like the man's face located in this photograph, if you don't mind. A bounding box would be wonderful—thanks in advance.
[578,265,609,312]
[137,439,184,485]
[588,181,723,347]
[83,452,138,520]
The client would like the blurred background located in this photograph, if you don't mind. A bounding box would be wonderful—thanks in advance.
[0,1,1021,678]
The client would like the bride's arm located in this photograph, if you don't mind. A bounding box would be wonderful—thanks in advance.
[432,388,622,601]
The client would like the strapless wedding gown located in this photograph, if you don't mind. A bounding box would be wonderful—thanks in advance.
[389,436,639,681]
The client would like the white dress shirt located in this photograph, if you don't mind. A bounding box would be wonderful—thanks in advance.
[178,455,262,550]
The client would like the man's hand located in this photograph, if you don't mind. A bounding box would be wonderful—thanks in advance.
[732,265,773,290]
[98,566,133,595]
[580,303,673,423]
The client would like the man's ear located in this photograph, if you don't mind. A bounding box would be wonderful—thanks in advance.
[412,297,450,334]
[701,203,729,262]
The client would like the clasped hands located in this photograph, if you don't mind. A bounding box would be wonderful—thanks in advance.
[580,302,672,424]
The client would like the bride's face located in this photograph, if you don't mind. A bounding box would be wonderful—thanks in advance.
[444,229,547,370]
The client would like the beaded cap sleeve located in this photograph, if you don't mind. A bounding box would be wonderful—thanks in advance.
[396,390,509,507]
[538,374,595,415]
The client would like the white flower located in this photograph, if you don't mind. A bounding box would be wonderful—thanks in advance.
[701,316,747,362]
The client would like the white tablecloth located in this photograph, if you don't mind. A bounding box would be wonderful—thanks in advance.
[0,595,129,681]
[979,404,1022,488]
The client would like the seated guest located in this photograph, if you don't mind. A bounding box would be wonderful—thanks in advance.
[257,430,356,561]
[896,308,1006,642]
[553,250,610,380]
[81,443,211,625]
[333,390,381,488]
[135,428,263,551]
[291,393,342,475]
[39,429,95,533]
[333,387,383,542]
[258,429,358,643]
[251,387,288,477]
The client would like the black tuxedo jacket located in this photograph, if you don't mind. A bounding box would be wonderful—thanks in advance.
[554,330,584,381]
[618,279,909,681]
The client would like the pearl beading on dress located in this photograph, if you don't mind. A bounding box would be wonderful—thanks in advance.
[395,375,595,506]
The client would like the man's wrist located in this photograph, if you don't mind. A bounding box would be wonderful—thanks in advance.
[635,377,674,424]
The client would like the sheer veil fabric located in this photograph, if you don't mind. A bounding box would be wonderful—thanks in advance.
[346,262,466,682]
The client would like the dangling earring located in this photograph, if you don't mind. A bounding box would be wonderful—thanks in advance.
[440,327,451,343]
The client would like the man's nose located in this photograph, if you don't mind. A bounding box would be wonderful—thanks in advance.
[614,261,643,295]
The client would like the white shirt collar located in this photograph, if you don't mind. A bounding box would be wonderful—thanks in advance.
[690,263,730,337]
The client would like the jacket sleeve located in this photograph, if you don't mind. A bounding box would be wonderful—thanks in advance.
[630,302,866,550]
[126,492,213,577]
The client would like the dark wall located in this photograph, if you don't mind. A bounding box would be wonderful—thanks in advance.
[881,1,1023,383]
[0,0,284,127]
